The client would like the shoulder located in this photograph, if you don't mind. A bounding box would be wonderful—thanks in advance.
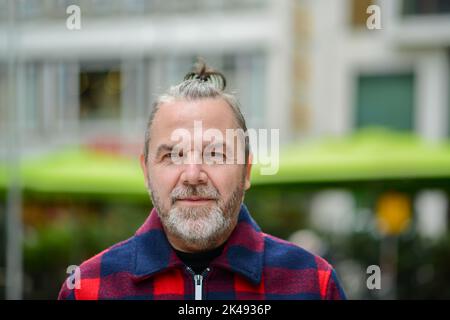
[262,233,333,271]
[57,236,136,300]
[261,233,346,299]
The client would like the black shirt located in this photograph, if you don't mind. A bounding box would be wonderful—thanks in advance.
[173,242,226,274]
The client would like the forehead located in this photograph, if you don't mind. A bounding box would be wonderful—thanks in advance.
[149,98,239,147]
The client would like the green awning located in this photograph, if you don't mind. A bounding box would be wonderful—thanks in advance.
[251,128,450,185]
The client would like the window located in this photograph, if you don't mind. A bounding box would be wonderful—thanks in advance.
[355,73,415,131]
[79,69,121,120]
[403,0,450,16]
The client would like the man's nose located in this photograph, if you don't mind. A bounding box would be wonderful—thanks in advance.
[180,151,207,185]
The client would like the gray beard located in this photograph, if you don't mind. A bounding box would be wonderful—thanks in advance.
[148,182,244,250]
[165,204,230,249]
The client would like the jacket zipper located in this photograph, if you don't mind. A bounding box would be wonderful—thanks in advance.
[186,266,210,300]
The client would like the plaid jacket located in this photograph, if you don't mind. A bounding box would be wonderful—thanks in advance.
[58,204,346,300]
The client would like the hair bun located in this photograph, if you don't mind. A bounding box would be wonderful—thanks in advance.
[184,58,227,91]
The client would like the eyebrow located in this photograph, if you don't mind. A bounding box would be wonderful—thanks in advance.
[154,144,175,159]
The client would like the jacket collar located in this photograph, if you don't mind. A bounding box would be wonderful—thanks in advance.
[131,203,264,285]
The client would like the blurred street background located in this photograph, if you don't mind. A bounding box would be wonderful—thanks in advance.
[1,0,450,299]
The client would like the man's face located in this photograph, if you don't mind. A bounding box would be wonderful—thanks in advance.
[140,98,252,252]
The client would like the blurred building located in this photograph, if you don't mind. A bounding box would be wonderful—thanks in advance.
[296,0,449,141]
[1,0,448,156]
[0,0,292,156]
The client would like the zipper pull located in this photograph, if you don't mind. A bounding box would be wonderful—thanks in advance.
[194,274,203,300]
[193,267,210,300]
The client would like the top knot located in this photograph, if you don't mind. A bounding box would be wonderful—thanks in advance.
[183,58,227,91]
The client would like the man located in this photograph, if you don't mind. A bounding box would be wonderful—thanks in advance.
[58,62,346,300]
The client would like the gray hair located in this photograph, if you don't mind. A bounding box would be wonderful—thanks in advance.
[143,75,250,165]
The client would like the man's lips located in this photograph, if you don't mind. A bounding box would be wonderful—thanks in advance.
[175,197,216,204]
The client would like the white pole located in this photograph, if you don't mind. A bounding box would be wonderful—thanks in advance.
[5,0,23,300]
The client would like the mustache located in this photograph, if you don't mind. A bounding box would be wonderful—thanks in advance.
[171,185,220,204]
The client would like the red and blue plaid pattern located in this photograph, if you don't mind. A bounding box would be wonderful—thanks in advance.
[58,204,346,300]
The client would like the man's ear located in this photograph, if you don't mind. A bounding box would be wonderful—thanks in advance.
[244,152,253,191]
[140,153,149,187]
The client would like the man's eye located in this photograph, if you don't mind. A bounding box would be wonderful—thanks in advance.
[162,153,173,160]
[163,150,183,160]
[205,151,226,164]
